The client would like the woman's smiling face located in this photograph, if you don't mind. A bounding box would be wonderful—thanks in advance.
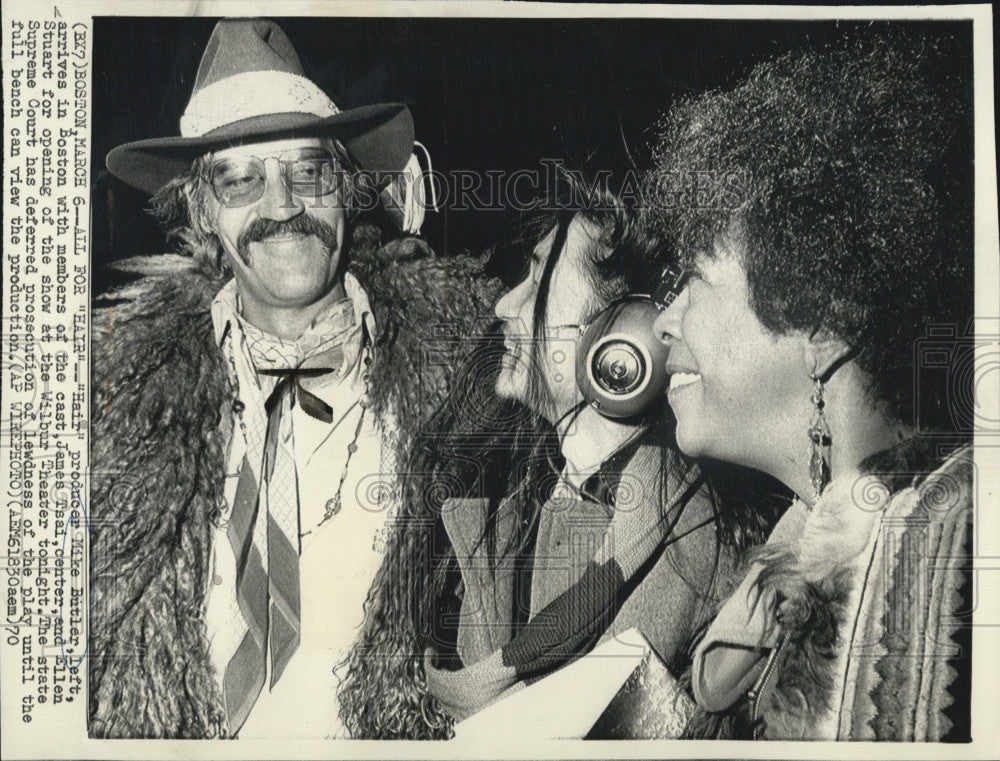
[652,238,810,470]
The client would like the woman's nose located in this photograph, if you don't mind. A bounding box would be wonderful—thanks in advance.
[494,278,530,324]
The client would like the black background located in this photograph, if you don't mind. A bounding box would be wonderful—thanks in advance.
[91,16,973,295]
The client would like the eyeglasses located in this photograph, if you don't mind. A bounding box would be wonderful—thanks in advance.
[208,148,344,208]
[651,265,691,308]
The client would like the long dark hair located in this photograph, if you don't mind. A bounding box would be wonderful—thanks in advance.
[335,326,557,738]
[336,171,785,738]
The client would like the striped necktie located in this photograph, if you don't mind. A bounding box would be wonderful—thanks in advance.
[222,376,302,734]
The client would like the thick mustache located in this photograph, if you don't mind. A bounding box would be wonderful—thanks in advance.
[236,216,340,264]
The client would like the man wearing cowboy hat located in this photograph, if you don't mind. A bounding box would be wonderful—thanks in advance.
[89,19,499,739]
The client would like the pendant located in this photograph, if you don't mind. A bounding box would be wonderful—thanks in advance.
[324,494,342,521]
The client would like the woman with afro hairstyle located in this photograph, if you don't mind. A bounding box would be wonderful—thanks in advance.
[649,30,974,741]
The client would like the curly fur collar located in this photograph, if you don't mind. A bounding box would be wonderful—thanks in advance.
[690,437,972,741]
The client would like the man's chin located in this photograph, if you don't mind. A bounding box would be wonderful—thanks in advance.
[259,278,340,307]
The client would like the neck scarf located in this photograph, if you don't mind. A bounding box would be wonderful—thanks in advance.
[237,296,356,373]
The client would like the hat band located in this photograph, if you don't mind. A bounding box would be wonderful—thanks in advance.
[180,70,341,137]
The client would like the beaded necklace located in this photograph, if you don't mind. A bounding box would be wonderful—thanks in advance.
[308,338,373,535]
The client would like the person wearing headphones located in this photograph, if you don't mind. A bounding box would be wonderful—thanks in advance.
[338,175,783,738]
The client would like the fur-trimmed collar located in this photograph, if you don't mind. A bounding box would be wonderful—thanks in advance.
[690,437,972,741]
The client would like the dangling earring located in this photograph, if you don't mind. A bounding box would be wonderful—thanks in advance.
[808,374,832,505]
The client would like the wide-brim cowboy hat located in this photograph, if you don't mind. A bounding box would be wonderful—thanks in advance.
[106,18,414,195]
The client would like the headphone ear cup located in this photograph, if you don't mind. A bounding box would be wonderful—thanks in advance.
[590,336,647,395]
[576,297,671,419]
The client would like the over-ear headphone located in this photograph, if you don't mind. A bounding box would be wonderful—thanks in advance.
[575,266,688,419]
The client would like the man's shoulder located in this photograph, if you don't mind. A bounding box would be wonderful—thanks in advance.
[92,255,228,388]
[352,236,503,449]
[360,237,503,335]
[94,255,226,326]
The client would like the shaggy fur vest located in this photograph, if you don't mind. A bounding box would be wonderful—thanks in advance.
[88,235,501,738]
